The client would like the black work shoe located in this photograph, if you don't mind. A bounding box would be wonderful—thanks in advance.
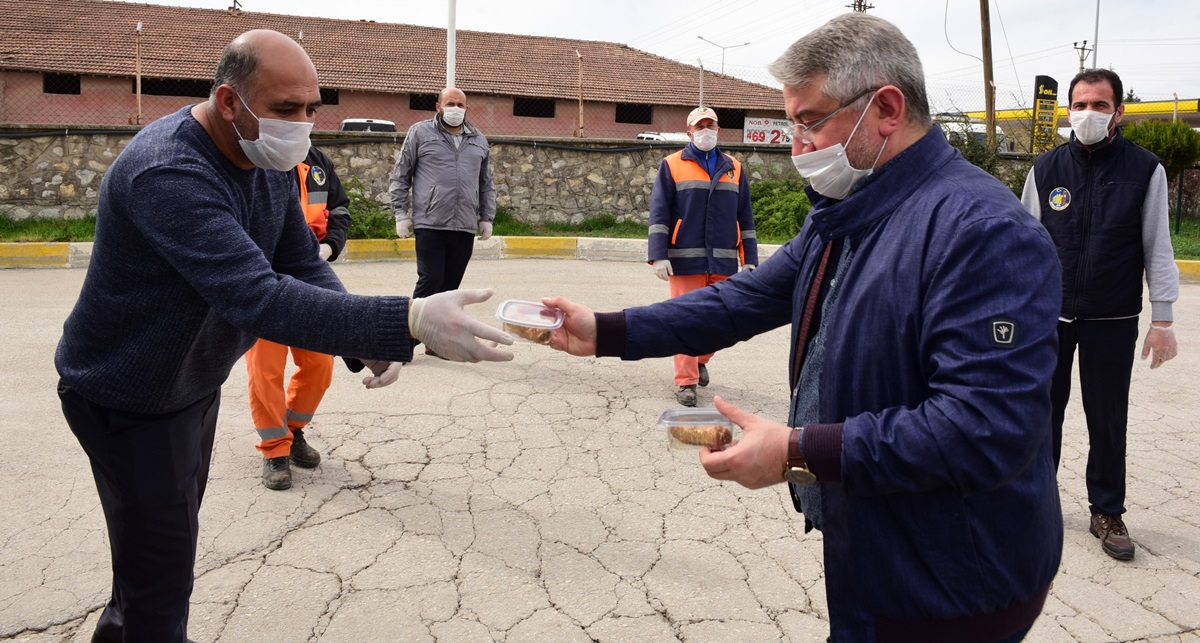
[262,456,292,490]
[289,429,321,469]
[676,385,697,407]
[698,363,710,387]
[1090,512,1135,560]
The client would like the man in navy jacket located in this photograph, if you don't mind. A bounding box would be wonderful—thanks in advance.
[647,106,758,406]
[546,14,1062,641]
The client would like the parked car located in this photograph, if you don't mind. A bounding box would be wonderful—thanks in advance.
[340,118,397,133]
[636,131,691,142]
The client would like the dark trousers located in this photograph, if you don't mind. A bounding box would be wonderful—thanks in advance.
[413,228,476,299]
[59,382,219,643]
[1049,318,1138,516]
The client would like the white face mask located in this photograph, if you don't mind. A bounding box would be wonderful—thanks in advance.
[691,128,718,152]
[233,93,312,171]
[790,92,887,200]
[441,106,466,127]
[1069,109,1114,145]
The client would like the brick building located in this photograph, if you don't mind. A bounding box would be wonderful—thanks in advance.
[0,0,785,141]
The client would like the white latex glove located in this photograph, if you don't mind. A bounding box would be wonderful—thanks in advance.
[652,259,673,282]
[478,221,493,241]
[360,360,403,389]
[1140,325,1178,369]
[741,263,756,272]
[408,288,515,362]
[318,243,333,261]
[396,218,413,239]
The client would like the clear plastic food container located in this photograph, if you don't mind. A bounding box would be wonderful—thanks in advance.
[495,299,564,345]
[658,407,735,451]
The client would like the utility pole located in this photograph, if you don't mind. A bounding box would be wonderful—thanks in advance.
[134,22,142,125]
[846,0,874,11]
[1092,0,1100,67]
[1073,40,1093,72]
[575,50,584,137]
[697,59,704,107]
[446,0,456,87]
[979,0,996,151]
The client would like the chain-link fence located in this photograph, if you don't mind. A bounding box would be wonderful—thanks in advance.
[2,66,1049,148]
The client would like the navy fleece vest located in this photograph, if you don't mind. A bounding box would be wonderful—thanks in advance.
[1032,130,1159,319]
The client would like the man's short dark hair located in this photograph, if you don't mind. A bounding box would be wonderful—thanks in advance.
[210,39,260,98]
[1069,68,1123,107]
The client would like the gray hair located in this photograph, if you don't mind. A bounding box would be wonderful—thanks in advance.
[210,38,260,99]
[769,13,931,127]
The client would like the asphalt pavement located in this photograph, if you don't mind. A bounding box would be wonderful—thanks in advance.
[1,254,1198,643]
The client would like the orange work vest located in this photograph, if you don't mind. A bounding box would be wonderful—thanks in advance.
[296,161,330,241]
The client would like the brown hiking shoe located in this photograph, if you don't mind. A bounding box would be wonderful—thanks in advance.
[1090,513,1135,560]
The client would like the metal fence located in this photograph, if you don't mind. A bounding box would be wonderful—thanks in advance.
[3,65,1054,149]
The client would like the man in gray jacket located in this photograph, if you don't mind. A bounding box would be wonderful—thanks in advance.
[390,87,496,358]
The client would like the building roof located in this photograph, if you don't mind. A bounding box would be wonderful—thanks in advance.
[0,0,783,111]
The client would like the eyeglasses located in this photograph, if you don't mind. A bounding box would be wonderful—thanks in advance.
[790,87,880,145]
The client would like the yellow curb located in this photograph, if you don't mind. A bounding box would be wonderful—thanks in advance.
[0,242,69,267]
[1178,260,1200,283]
[502,236,578,258]
[344,238,415,262]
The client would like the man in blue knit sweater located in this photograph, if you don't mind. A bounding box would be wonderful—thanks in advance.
[55,30,513,642]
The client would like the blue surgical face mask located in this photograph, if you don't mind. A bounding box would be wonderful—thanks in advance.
[232,93,313,171]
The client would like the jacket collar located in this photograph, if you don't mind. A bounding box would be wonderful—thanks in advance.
[681,143,731,175]
[806,127,956,242]
[1067,127,1124,163]
[435,114,475,136]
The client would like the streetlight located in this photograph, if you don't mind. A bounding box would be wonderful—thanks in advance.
[697,36,750,74]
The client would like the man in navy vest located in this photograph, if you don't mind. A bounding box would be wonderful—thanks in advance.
[1021,68,1180,561]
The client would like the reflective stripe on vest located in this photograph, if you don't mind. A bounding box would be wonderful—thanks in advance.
[663,151,744,255]
[297,161,329,241]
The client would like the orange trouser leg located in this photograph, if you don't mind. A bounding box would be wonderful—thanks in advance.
[245,339,334,459]
[283,345,334,431]
[669,273,728,386]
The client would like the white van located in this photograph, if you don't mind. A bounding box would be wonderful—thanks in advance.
[636,131,691,143]
[340,118,397,133]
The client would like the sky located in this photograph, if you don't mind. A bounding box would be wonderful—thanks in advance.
[133,0,1200,111]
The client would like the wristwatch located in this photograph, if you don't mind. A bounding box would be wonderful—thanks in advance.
[783,427,816,486]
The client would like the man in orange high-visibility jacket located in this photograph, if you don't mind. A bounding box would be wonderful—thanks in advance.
[246,145,351,490]
[647,106,758,407]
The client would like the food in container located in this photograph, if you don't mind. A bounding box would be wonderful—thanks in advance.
[495,299,564,345]
[658,407,735,450]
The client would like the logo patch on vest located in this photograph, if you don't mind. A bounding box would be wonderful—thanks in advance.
[1047,187,1070,211]
[311,166,327,186]
[726,169,736,180]
[990,319,1017,347]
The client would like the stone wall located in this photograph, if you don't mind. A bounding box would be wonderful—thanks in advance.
[0,128,798,224]
[0,131,129,220]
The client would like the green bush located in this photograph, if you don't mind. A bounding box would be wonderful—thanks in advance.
[1124,119,1200,180]
[750,178,811,244]
[491,207,535,236]
[344,177,397,239]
